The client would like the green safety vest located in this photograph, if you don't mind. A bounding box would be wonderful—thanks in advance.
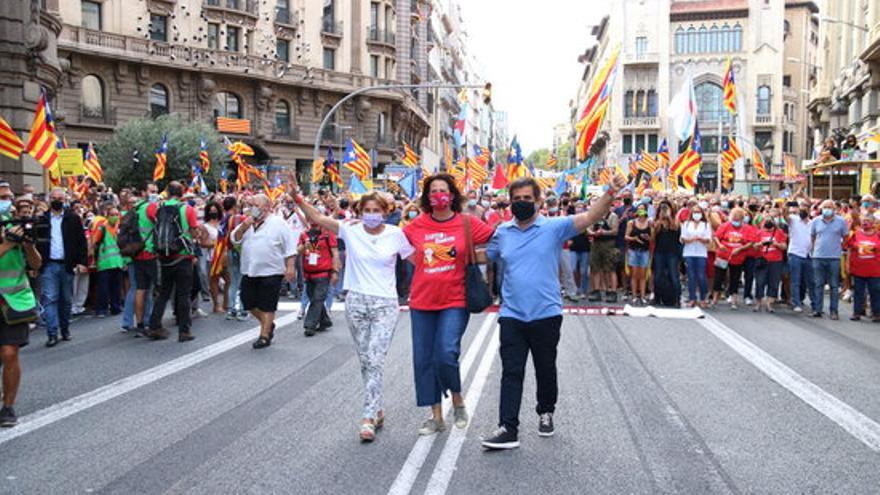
[0,239,37,312]
[96,221,124,271]
[137,200,156,255]
[162,198,192,255]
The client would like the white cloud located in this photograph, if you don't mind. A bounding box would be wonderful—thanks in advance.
[458,0,607,154]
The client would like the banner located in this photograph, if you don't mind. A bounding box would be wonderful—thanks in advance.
[57,148,85,177]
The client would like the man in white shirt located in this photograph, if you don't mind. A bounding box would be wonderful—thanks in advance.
[232,195,297,349]
[786,202,814,312]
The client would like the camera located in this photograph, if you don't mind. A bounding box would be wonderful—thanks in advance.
[2,217,49,244]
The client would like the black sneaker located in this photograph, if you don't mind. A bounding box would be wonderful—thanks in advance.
[587,291,602,302]
[605,291,618,303]
[480,426,519,450]
[0,406,17,427]
[304,327,317,337]
[811,311,823,318]
[538,413,555,437]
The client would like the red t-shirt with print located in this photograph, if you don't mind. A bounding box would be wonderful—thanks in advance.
[403,213,495,310]
[299,229,338,280]
[714,222,752,266]
[847,231,880,278]
[755,227,788,263]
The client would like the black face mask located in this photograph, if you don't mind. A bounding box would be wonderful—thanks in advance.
[748,204,758,212]
[511,200,536,222]
[764,221,774,229]
[50,200,64,211]
[799,209,809,219]
[623,198,633,206]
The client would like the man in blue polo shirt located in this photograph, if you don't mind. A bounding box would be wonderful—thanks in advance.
[480,174,626,450]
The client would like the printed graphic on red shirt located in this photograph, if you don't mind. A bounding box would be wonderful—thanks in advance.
[422,234,457,270]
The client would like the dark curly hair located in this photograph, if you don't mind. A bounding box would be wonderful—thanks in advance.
[419,173,463,214]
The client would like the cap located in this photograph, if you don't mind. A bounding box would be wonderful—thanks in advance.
[14,194,34,205]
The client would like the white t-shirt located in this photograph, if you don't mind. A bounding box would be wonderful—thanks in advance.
[233,214,298,277]
[338,221,415,299]
[203,222,218,243]
[680,221,712,258]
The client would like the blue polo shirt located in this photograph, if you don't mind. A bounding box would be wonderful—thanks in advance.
[487,215,578,322]
[809,215,848,259]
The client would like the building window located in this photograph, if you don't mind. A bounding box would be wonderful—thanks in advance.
[622,134,633,154]
[370,55,379,78]
[754,132,772,151]
[323,47,335,70]
[695,82,725,122]
[635,134,646,152]
[277,39,290,62]
[675,27,685,53]
[720,23,730,51]
[226,26,240,51]
[275,100,291,135]
[386,59,394,79]
[207,24,219,50]
[687,26,696,53]
[377,112,387,143]
[709,24,719,52]
[646,90,658,117]
[385,6,394,36]
[150,83,169,118]
[149,14,167,42]
[81,75,104,118]
[246,30,255,54]
[699,26,708,52]
[81,1,101,30]
[370,2,380,31]
[783,130,793,153]
[213,91,242,119]
[410,36,417,59]
[323,0,335,29]
[276,0,291,23]
[624,91,635,118]
[648,134,658,152]
[757,85,771,115]
[783,75,791,87]
[732,23,743,51]
[226,0,240,9]
[635,36,648,56]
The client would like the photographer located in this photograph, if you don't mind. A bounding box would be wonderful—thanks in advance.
[36,188,87,347]
[0,187,42,427]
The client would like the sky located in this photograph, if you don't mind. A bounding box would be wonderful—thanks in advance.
[457,0,608,155]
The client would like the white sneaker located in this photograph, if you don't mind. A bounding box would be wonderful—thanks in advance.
[745,298,754,306]
[793,306,803,313]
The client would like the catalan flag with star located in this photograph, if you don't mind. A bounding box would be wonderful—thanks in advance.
[343,138,372,182]
[722,57,737,115]
[24,91,59,170]
[752,148,768,180]
[401,142,419,167]
[153,133,168,181]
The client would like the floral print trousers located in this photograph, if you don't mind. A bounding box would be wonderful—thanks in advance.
[344,291,400,420]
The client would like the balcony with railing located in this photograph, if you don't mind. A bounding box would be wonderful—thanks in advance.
[272,125,300,141]
[322,19,343,37]
[755,114,775,125]
[366,27,396,47]
[620,116,658,128]
[274,8,298,26]
[624,51,659,65]
[77,105,117,126]
[203,0,258,17]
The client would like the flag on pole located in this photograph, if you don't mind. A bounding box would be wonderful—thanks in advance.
[491,162,509,190]
[24,91,59,170]
[342,138,372,181]
[0,116,23,160]
[443,140,454,171]
[199,138,211,173]
[397,168,419,198]
[669,72,697,142]
[657,138,669,166]
[349,173,369,194]
[575,46,621,161]
[401,142,420,167]
[153,133,168,181]
[83,142,103,183]
[720,139,737,189]
[546,152,558,168]
[638,149,659,175]
[752,148,768,179]
[783,153,799,181]
[722,57,737,115]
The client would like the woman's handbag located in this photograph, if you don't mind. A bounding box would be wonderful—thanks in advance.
[462,215,493,313]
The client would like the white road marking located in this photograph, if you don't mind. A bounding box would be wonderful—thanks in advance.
[700,315,880,452]
[0,312,300,446]
[424,324,500,495]
[386,313,497,495]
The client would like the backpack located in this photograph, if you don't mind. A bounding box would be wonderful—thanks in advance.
[118,202,147,257]
[154,203,188,258]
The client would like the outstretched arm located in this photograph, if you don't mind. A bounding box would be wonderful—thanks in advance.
[571,173,627,232]
[289,171,340,235]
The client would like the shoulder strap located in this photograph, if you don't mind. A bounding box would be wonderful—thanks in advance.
[462,214,475,265]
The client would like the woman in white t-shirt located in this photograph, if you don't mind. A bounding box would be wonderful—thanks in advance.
[680,204,713,308]
[294,189,414,443]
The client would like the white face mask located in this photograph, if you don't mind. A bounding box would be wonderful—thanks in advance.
[692,213,703,221]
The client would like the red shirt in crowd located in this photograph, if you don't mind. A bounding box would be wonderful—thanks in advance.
[714,221,754,266]
[755,227,788,263]
[403,212,495,311]
[299,228,338,280]
[847,230,880,278]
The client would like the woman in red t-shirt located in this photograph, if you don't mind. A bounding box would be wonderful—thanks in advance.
[753,216,788,313]
[713,208,754,309]
[846,213,880,321]
[403,173,494,436]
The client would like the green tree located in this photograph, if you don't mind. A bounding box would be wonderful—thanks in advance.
[527,148,551,169]
[102,114,227,191]
[556,142,572,170]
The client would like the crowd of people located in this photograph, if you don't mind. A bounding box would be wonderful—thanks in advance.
[0,170,877,449]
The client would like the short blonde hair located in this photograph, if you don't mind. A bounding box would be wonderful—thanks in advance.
[355,192,390,215]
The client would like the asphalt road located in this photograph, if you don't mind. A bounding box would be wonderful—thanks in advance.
[2,299,880,495]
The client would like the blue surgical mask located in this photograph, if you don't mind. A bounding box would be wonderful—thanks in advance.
[822,208,834,217]
[362,212,385,228]
[148,194,159,203]
[407,210,418,219]
[549,207,559,214]
[863,201,873,209]
[467,199,477,208]
[721,201,730,209]
[744,215,751,224]
[0,200,10,215]
[731,220,742,228]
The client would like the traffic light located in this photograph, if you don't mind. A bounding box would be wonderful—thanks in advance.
[482,83,492,105]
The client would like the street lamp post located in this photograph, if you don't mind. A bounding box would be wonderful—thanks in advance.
[819,17,869,32]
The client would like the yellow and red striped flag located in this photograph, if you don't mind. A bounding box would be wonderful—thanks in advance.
[443,140,453,171]
[83,142,103,183]
[0,116,23,160]
[199,138,211,173]
[670,147,702,190]
[342,138,372,182]
[722,57,737,115]
[783,153,799,181]
[638,149,659,175]
[153,133,168,181]
[401,142,419,167]
[466,157,489,186]
[546,152,558,168]
[24,92,59,170]
[752,148,768,179]
[576,46,620,161]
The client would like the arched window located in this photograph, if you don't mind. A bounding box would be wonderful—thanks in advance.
[757,85,771,115]
[687,26,696,53]
[709,24,718,52]
[212,91,242,119]
[275,100,291,136]
[699,26,708,53]
[624,90,635,118]
[695,82,724,122]
[720,23,730,51]
[732,23,743,51]
[150,83,169,118]
[81,74,104,118]
[675,27,685,54]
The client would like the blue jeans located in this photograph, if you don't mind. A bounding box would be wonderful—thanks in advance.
[852,276,880,316]
[788,254,813,308]
[410,308,469,407]
[742,257,756,300]
[227,250,243,314]
[653,252,681,302]
[811,258,841,314]
[40,262,73,337]
[122,263,152,329]
[569,251,590,295]
[684,256,708,302]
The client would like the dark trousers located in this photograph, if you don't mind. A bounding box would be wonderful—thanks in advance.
[498,315,562,435]
[95,269,123,315]
[755,261,783,300]
[149,259,193,333]
[853,276,880,316]
[304,276,332,330]
[742,257,757,299]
